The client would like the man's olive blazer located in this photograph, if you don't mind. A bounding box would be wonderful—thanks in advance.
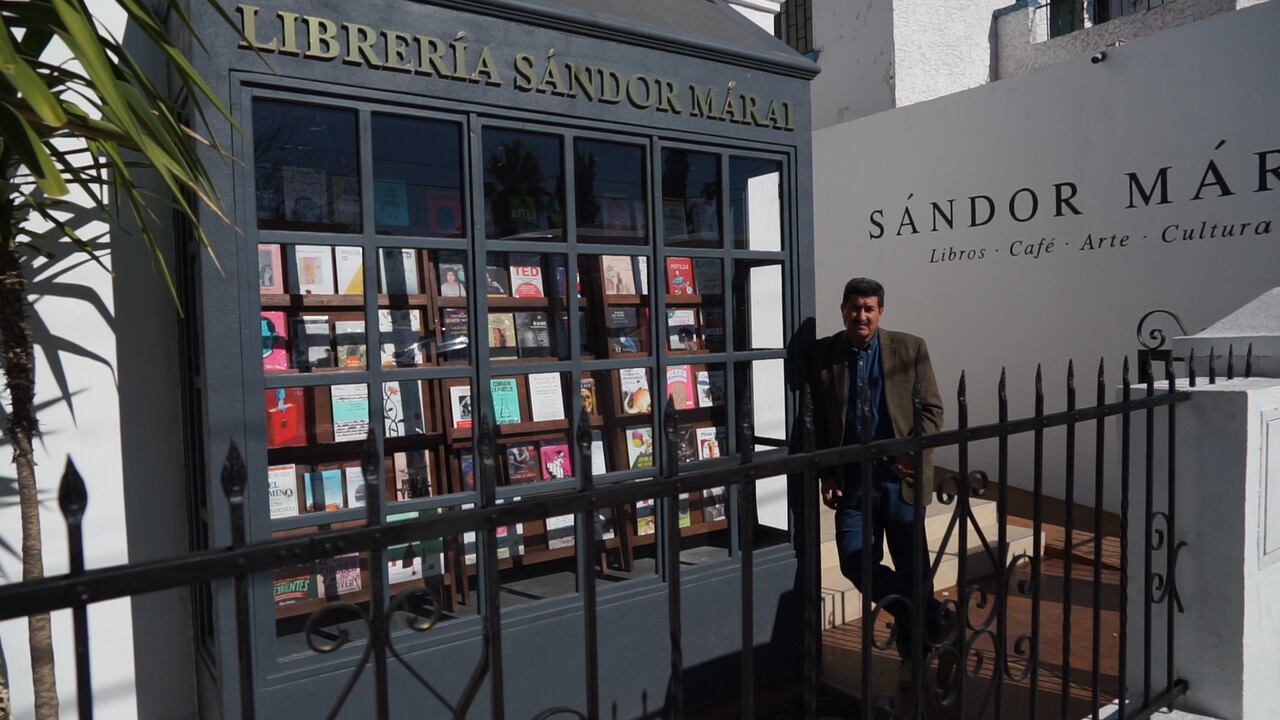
[808,328,944,505]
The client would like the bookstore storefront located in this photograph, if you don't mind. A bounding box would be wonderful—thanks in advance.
[186,1,816,716]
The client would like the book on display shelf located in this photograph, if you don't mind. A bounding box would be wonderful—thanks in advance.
[379,309,423,367]
[273,567,318,606]
[488,313,518,359]
[666,364,696,410]
[678,494,692,528]
[528,372,565,422]
[508,253,545,298]
[666,309,698,350]
[635,256,649,295]
[449,385,473,429]
[635,497,656,535]
[330,383,370,442]
[600,255,637,295]
[437,251,468,297]
[496,520,525,561]
[693,259,721,295]
[459,452,476,492]
[334,246,364,295]
[546,514,575,550]
[665,257,696,296]
[380,248,420,294]
[267,464,300,519]
[676,426,698,464]
[540,442,572,480]
[619,368,651,415]
[485,262,510,297]
[626,426,655,469]
[333,319,366,369]
[382,380,426,438]
[392,450,431,500]
[440,308,470,357]
[579,378,598,415]
[696,426,724,460]
[344,465,366,508]
[490,377,522,425]
[259,244,284,294]
[294,315,334,369]
[292,245,335,295]
[703,486,727,522]
[661,198,687,238]
[261,311,289,371]
[515,312,552,358]
[590,430,607,476]
[697,369,726,407]
[505,444,540,484]
[317,553,362,596]
[304,467,345,512]
[700,308,725,352]
[386,543,423,584]
[265,387,307,448]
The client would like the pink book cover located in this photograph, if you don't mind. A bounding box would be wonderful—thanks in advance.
[261,311,289,371]
[665,364,696,410]
[539,443,572,481]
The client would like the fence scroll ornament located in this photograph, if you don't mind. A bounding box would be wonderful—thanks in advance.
[0,348,1214,719]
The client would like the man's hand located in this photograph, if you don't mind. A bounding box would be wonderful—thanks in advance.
[821,476,842,509]
[888,453,916,479]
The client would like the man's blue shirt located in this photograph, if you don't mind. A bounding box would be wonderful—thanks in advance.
[843,331,896,492]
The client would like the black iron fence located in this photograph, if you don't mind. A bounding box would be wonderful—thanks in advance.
[0,347,1239,719]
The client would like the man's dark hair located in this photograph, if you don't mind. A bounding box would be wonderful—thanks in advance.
[841,277,885,309]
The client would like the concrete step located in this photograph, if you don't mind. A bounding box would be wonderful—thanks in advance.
[820,524,1038,630]
[819,496,1000,570]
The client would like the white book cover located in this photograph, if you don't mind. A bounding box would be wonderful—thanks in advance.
[387,546,422,584]
[383,381,406,438]
[344,466,366,508]
[301,315,333,368]
[618,367,650,415]
[545,514,575,549]
[334,246,364,295]
[378,309,423,367]
[380,247,421,294]
[507,253,545,298]
[703,486,727,521]
[294,245,335,295]
[450,385,473,429]
[267,464,299,519]
[635,256,649,295]
[590,434,607,476]
[696,426,721,460]
[696,371,712,408]
[528,372,565,422]
[330,383,370,442]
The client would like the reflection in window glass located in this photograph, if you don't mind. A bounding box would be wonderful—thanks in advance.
[372,115,465,238]
[737,359,790,547]
[733,261,785,351]
[730,158,783,251]
[253,100,360,232]
[483,129,565,241]
[575,140,648,244]
[661,149,721,248]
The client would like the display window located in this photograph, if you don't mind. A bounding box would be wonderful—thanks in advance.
[245,92,794,652]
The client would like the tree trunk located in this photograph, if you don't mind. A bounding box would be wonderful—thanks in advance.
[0,210,58,718]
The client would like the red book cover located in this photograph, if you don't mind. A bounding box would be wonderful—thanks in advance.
[261,311,289,371]
[426,188,463,236]
[539,442,572,480]
[266,387,307,448]
[665,364,696,410]
[665,257,696,295]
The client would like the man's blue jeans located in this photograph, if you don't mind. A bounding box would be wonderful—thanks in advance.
[835,476,948,658]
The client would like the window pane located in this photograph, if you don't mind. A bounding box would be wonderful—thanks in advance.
[661,149,721,248]
[259,243,367,374]
[730,158,783,251]
[737,359,790,546]
[579,254,651,359]
[372,115,465,238]
[264,382,372,521]
[733,260,785,351]
[254,100,360,233]
[662,256,724,356]
[483,252,573,362]
[483,129,565,241]
[575,140,648,245]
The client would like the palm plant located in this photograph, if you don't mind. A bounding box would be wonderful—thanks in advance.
[0,1,242,717]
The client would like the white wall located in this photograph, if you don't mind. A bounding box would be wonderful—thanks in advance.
[812,1,1280,506]
[892,0,1005,107]
[808,0,896,129]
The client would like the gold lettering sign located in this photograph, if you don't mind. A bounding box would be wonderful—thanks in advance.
[235,4,797,131]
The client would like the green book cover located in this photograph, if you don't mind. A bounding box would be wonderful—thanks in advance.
[490,378,522,425]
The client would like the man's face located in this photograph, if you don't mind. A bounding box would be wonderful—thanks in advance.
[842,295,883,345]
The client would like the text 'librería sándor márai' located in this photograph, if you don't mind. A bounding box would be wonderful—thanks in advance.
[235,4,798,131]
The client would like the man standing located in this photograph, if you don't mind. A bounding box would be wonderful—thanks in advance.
[809,277,950,676]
